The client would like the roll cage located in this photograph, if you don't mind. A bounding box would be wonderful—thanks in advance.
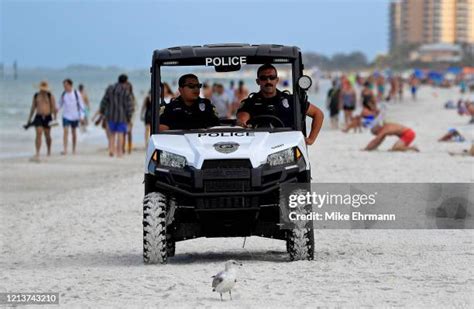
[150,44,308,135]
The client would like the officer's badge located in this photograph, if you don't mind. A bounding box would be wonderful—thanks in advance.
[282,98,289,109]
[199,103,205,111]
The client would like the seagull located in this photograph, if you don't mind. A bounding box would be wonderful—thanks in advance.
[211,260,242,301]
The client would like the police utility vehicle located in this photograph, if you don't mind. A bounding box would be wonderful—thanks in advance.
[143,44,314,263]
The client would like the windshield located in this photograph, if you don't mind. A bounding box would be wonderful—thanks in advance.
[154,60,295,132]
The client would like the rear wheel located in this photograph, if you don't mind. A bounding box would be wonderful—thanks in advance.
[143,192,168,264]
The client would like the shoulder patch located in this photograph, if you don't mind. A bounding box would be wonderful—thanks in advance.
[199,102,206,112]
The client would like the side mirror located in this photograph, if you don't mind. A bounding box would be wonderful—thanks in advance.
[297,75,312,90]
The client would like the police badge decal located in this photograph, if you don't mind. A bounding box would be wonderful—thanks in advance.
[213,142,240,154]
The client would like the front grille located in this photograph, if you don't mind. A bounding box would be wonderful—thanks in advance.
[202,159,252,193]
[198,197,252,209]
[202,159,252,169]
[204,180,250,192]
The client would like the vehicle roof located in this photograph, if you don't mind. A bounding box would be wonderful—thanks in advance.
[153,44,301,62]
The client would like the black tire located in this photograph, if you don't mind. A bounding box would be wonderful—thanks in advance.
[143,192,168,264]
[286,228,314,261]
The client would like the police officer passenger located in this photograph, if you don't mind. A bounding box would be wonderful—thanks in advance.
[236,64,324,145]
[159,74,220,131]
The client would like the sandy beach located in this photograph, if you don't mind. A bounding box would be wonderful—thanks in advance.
[1,85,473,307]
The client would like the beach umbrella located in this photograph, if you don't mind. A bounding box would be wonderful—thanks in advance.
[413,69,425,79]
[427,71,444,85]
[446,67,462,75]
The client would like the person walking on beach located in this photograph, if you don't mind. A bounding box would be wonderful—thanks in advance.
[326,79,340,129]
[376,74,386,102]
[123,81,136,154]
[25,81,57,162]
[78,84,91,132]
[397,76,404,101]
[409,75,419,101]
[141,90,152,148]
[57,79,85,155]
[100,74,134,157]
[364,122,419,152]
[339,77,356,126]
[386,76,399,102]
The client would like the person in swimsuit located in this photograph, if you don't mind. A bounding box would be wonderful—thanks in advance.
[376,75,385,102]
[409,75,419,101]
[342,82,377,132]
[326,79,341,129]
[364,122,419,152]
[339,77,356,126]
[78,84,91,132]
[26,80,57,162]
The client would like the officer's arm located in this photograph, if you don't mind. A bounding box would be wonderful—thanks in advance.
[305,104,324,145]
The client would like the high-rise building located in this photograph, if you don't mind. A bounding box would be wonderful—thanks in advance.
[390,0,403,50]
[390,0,474,50]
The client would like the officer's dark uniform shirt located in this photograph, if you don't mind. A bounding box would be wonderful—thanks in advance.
[237,90,303,127]
[159,96,220,130]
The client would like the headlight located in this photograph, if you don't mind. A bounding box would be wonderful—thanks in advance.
[267,147,301,167]
[157,150,187,168]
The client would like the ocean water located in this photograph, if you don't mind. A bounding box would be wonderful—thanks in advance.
[0,68,329,158]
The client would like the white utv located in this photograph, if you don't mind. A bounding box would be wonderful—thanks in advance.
[143,44,314,263]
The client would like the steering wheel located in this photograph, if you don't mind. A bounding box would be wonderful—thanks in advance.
[247,115,285,128]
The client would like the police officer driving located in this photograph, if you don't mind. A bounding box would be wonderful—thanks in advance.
[236,64,324,145]
[159,74,220,131]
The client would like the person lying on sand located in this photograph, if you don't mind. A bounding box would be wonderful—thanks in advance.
[364,122,419,152]
[438,128,465,142]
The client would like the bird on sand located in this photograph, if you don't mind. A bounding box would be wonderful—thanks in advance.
[211,260,242,301]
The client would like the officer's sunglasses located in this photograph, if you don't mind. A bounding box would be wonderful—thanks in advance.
[183,83,203,89]
[258,75,278,81]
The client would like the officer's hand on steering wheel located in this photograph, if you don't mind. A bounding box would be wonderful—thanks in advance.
[247,115,285,128]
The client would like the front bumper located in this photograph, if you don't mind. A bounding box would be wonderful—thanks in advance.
[147,158,307,199]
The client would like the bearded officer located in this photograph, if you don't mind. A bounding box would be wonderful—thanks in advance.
[236,64,324,145]
[159,74,220,131]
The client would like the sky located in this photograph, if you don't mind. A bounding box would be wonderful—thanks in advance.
[1,0,390,68]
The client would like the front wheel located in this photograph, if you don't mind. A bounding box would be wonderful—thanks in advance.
[286,228,314,261]
[143,192,168,264]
